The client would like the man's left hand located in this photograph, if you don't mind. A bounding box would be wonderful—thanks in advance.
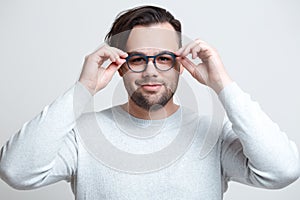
[175,39,233,94]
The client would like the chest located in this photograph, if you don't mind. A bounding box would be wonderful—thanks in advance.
[74,141,223,200]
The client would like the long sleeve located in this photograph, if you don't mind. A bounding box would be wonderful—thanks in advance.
[219,82,300,191]
[0,82,92,189]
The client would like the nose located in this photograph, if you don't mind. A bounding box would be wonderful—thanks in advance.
[142,58,158,77]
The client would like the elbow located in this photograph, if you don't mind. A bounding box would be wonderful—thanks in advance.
[0,162,32,190]
[0,167,24,190]
[266,145,300,189]
[0,159,54,190]
[276,161,300,188]
[265,160,300,189]
[249,158,300,189]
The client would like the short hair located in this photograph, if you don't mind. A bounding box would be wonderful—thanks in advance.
[105,5,182,51]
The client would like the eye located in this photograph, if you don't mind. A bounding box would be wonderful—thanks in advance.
[156,55,173,63]
[128,56,146,65]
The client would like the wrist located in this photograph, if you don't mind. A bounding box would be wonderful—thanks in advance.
[210,76,233,94]
[78,79,96,95]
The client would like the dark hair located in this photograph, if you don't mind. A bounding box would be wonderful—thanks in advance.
[105,5,182,51]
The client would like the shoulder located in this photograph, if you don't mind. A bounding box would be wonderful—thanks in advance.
[75,105,119,123]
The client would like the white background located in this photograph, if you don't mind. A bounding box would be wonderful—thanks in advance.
[0,0,299,199]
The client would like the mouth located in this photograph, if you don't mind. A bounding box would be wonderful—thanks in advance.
[140,83,163,92]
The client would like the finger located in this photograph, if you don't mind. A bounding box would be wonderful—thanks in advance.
[182,41,213,62]
[107,47,128,65]
[180,58,207,85]
[106,47,120,63]
[92,45,118,64]
[102,61,122,80]
[178,41,200,57]
[192,45,201,59]
[179,57,196,75]
[115,58,127,66]
[112,50,128,65]
[176,39,210,57]
[194,38,208,44]
[197,43,215,61]
[181,42,198,57]
[175,41,194,55]
[175,39,201,56]
[111,47,128,58]
[175,44,187,55]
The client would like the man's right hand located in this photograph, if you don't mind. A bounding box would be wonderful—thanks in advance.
[79,45,128,95]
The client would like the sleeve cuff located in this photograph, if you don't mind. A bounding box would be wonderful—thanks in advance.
[73,81,93,119]
[218,82,244,104]
[217,82,246,113]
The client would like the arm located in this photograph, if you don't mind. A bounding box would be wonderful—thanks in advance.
[219,82,300,189]
[176,39,300,189]
[0,45,127,189]
[0,82,92,189]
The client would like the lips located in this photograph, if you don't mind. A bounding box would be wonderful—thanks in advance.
[140,83,163,92]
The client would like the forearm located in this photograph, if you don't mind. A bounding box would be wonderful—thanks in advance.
[219,82,300,187]
[0,81,92,188]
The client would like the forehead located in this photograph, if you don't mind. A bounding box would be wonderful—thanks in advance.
[127,48,173,55]
[126,23,179,52]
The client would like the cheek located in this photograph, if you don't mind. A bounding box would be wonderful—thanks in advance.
[167,69,180,82]
[164,71,180,89]
[123,73,139,92]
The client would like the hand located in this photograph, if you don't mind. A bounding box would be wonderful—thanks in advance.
[176,39,233,94]
[79,45,128,95]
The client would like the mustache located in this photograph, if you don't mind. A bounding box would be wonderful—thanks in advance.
[135,77,165,86]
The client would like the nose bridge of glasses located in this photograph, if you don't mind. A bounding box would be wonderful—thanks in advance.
[146,55,157,65]
[143,55,157,72]
[146,53,174,71]
[140,55,159,74]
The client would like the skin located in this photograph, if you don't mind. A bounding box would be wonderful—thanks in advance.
[79,22,233,120]
[119,23,182,119]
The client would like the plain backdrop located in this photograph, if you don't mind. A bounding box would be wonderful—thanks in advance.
[0,0,299,199]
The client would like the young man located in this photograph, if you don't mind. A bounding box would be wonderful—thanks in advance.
[0,5,299,200]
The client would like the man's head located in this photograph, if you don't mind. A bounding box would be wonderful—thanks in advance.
[105,5,183,111]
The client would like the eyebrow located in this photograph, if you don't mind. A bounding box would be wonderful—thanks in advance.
[127,50,175,56]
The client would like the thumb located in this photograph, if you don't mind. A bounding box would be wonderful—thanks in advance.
[95,61,122,93]
[179,57,207,85]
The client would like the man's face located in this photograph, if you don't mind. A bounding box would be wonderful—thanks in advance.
[120,22,182,111]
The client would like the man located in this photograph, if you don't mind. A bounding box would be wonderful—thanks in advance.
[0,5,299,200]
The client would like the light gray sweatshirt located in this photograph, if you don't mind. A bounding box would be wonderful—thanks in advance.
[0,82,299,200]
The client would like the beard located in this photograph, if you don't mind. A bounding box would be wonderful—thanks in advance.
[130,85,175,111]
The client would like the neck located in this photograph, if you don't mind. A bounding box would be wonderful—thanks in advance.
[121,98,179,120]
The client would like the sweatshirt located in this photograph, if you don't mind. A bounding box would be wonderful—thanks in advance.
[0,81,299,200]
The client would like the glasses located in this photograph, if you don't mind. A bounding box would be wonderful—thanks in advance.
[125,51,178,72]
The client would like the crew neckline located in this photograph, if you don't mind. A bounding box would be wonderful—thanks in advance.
[114,105,182,127]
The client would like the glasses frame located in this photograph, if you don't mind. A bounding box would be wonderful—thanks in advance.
[125,51,178,73]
